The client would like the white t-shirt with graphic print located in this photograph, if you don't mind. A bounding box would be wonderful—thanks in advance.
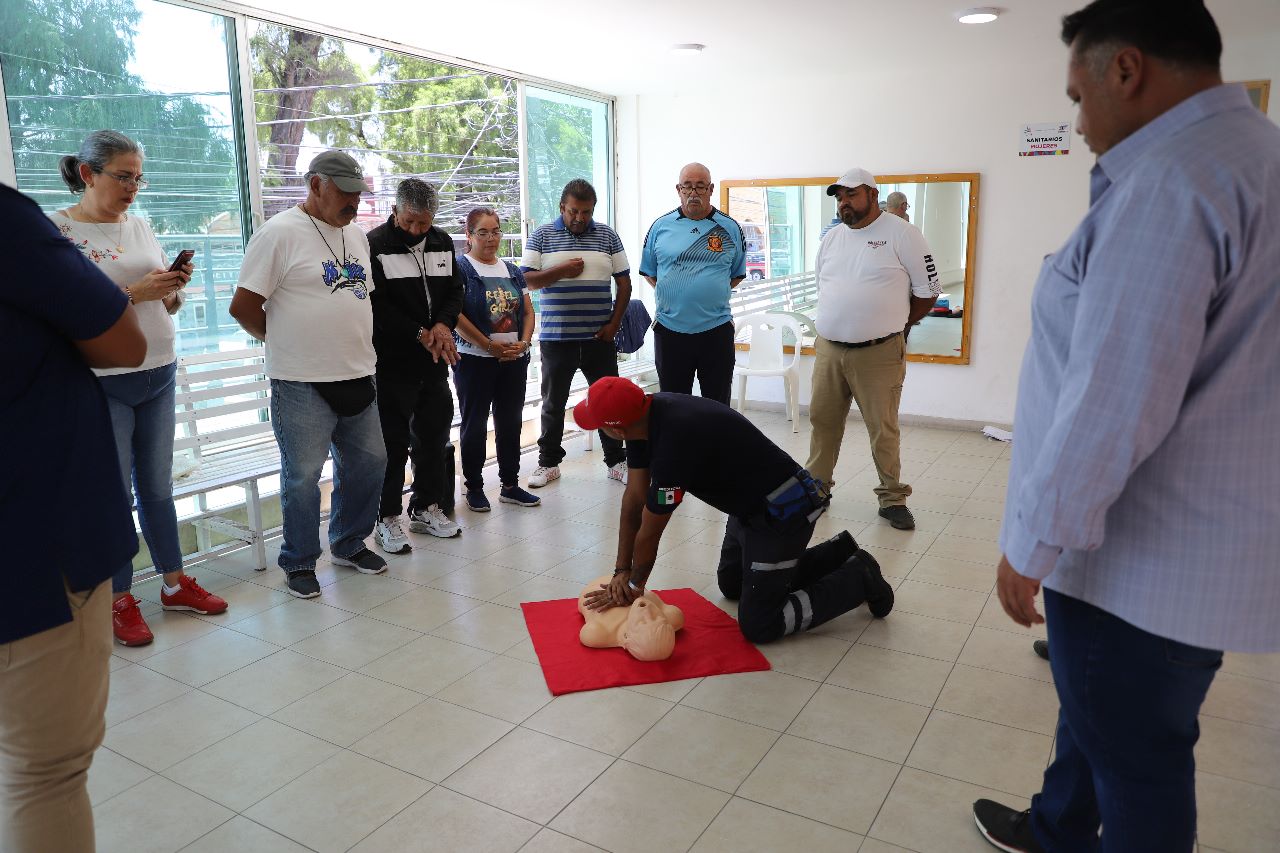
[458,257,521,358]
[49,211,179,376]
[237,205,376,382]
[814,212,941,344]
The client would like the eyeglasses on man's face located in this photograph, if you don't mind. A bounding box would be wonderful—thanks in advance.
[677,183,711,195]
[98,170,149,190]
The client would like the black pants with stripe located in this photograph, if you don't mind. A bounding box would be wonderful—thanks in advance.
[717,514,869,644]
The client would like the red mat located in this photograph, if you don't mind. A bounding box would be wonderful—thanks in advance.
[520,588,771,695]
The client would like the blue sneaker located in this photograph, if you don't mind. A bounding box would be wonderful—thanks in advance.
[499,484,541,507]
[465,489,491,512]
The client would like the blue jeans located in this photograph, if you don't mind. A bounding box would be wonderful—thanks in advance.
[1030,588,1223,852]
[100,362,182,594]
[270,379,386,573]
[451,354,528,491]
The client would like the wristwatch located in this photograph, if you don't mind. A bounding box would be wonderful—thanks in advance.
[627,579,644,593]
[415,327,426,342]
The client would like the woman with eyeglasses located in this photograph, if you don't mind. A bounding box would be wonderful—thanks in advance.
[52,130,227,647]
[452,208,540,511]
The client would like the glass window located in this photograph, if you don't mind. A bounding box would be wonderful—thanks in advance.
[523,85,611,230]
[0,0,251,357]
[249,21,521,258]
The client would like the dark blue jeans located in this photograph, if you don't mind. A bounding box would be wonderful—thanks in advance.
[1031,588,1223,852]
[452,353,529,491]
[100,361,182,593]
[270,380,386,573]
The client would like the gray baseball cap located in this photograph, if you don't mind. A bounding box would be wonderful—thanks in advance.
[308,150,367,193]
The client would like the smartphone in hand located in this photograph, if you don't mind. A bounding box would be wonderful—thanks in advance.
[167,249,195,273]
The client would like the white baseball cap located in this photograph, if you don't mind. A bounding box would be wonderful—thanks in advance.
[826,167,878,196]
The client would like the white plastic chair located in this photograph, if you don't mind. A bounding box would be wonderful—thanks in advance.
[733,312,806,432]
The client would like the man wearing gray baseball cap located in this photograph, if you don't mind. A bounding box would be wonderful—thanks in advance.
[806,167,941,530]
[229,149,389,598]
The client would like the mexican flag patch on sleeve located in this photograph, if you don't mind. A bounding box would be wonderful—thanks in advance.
[656,487,684,507]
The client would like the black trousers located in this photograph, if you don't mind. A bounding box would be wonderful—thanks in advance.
[653,320,735,406]
[717,514,869,644]
[376,367,454,519]
[537,338,625,468]
[452,353,529,491]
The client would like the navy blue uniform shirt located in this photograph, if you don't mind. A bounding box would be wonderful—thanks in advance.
[1,184,138,644]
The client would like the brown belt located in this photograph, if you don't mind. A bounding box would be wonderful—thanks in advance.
[827,332,900,349]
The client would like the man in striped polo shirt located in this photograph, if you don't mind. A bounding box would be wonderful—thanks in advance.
[521,179,632,488]
[640,162,746,406]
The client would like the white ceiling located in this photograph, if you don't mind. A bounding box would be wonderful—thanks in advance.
[246,0,1280,96]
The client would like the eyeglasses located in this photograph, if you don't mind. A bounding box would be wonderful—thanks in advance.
[677,183,711,195]
[99,170,149,190]
[472,228,503,239]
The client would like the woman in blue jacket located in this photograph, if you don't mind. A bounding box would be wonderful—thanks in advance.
[453,208,539,511]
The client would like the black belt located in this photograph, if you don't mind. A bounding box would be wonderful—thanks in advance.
[828,332,899,349]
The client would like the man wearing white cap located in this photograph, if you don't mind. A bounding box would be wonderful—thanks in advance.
[806,168,940,530]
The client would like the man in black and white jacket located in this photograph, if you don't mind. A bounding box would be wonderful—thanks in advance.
[369,178,465,550]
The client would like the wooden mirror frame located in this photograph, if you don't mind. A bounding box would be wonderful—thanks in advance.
[720,172,980,365]
[1238,79,1270,114]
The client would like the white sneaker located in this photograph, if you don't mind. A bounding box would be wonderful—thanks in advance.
[607,462,628,485]
[528,465,560,488]
[375,516,411,554]
[408,503,460,538]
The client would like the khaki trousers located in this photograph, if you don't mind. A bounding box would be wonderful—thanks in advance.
[0,580,112,853]
[806,334,911,507]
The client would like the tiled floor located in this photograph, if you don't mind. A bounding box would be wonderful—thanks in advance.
[93,414,1280,852]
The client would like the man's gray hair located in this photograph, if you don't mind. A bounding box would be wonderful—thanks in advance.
[886,191,908,208]
[396,178,440,215]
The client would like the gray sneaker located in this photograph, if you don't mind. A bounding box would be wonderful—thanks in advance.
[331,547,387,575]
[408,504,460,538]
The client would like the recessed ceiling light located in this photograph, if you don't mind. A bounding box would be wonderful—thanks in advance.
[957,7,1000,24]
[670,43,705,55]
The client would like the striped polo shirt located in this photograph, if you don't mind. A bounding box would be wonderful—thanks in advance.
[640,207,746,334]
[520,217,630,341]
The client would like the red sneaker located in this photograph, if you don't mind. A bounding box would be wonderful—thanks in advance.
[112,595,154,646]
[160,575,229,615]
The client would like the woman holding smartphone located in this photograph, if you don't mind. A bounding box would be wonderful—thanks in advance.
[453,207,540,512]
[52,130,227,647]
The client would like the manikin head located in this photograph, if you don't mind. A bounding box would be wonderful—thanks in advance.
[620,597,677,661]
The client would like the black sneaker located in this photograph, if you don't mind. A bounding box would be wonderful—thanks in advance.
[858,550,895,618]
[331,547,387,575]
[973,799,1046,853]
[1033,639,1050,661]
[499,484,541,507]
[878,504,916,530]
[286,570,321,599]
[465,490,491,512]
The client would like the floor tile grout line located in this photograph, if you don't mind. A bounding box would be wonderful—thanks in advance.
[858,580,994,845]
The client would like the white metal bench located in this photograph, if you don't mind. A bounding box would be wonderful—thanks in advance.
[172,347,279,570]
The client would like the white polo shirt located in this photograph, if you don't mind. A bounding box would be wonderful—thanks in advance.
[813,212,940,344]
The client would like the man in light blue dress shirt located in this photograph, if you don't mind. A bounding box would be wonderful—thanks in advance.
[973,2,1280,852]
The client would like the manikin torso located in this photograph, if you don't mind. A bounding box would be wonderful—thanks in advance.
[577,576,685,661]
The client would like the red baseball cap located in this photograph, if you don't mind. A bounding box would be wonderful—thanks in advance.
[573,377,651,430]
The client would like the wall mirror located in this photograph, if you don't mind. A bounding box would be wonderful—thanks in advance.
[720,173,980,364]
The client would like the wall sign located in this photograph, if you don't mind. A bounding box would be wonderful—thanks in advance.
[1019,122,1072,156]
